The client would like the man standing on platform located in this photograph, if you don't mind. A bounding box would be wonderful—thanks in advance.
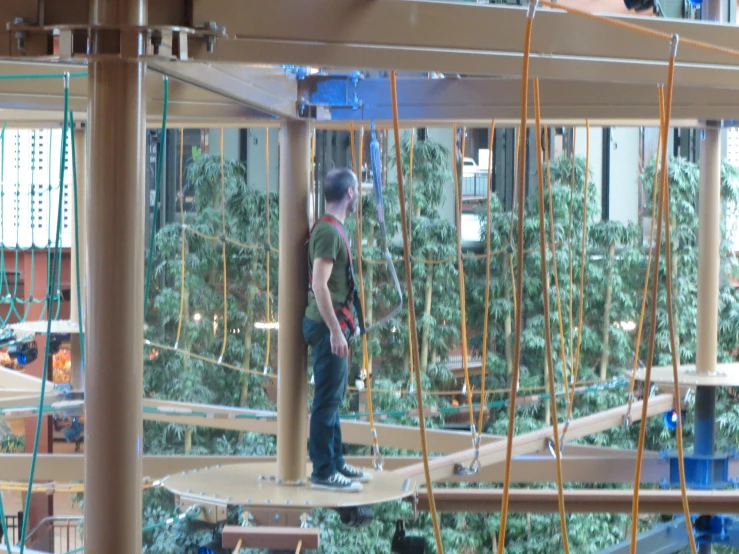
[303,168,372,492]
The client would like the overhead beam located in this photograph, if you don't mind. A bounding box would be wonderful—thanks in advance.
[201,40,739,91]
[148,61,297,118]
[221,527,319,551]
[300,77,739,123]
[1,451,680,483]
[192,0,739,71]
[395,394,674,480]
[416,488,739,515]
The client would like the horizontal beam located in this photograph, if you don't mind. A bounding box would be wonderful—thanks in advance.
[1,450,680,483]
[147,61,297,118]
[301,77,739,123]
[201,39,739,91]
[192,0,739,73]
[394,394,674,480]
[416,488,739,514]
[221,526,319,550]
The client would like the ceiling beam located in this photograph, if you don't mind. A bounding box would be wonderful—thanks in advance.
[191,0,739,72]
[148,62,297,119]
[195,39,739,90]
[300,77,739,124]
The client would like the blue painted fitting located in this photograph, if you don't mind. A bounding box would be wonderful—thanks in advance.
[659,448,669,461]
[667,450,730,490]
[660,477,669,490]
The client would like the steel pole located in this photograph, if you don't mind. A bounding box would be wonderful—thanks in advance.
[83,0,147,551]
[276,121,311,483]
[694,3,725,553]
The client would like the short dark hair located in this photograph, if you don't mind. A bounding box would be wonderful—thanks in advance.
[323,168,357,203]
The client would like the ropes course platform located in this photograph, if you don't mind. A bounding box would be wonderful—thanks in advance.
[9,320,80,335]
[636,364,739,387]
[162,462,414,509]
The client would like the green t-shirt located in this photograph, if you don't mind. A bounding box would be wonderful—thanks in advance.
[305,219,353,323]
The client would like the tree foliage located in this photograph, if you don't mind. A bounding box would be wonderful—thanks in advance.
[139,133,739,553]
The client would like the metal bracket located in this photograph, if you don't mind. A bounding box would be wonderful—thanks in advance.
[297,72,366,120]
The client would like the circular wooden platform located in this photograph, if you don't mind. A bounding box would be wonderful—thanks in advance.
[635,364,739,387]
[162,462,415,509]
[10,320,80,335]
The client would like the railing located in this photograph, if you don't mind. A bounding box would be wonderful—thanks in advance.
[462,172,490,198]
[23,516,83,554]
[3,512,23,545]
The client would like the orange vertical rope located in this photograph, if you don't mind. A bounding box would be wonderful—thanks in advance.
[408,131,416,391]
[264,129,272,370]
[452,125,477,441]
[477,120,495,437]
[497,3,537,551]
[629,35,687,554]
[563,120,590,432]
[626,91,664,423]
[544,126,568,417]
[310,130,316,226]
[533,78,571,554]
[351,125,381,469]
[661,81,697,554]
[390,70,444,554]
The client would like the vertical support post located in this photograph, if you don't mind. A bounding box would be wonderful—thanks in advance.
[69,126,86,391]
[695,4,724,554]
[276,121,311,483]
[84,0,147,552]
[695,127,720,456]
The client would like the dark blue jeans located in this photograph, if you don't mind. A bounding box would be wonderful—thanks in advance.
[303,317,348,479]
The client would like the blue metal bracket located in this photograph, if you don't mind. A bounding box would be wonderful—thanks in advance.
[299,72,365,115]
[665,450,730,490]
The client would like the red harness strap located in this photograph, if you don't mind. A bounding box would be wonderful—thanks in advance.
[307,215,358,337]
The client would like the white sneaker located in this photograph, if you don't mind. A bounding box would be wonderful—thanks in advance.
[311,471,363,492]
[338,463,373,483]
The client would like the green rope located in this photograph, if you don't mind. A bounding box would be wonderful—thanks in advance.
[0,73,87,80]
[69,113,85,370]
[18,74,71,554]
[143,76,169,315]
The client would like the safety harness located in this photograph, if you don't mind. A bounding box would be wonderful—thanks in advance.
[308,214,366,339]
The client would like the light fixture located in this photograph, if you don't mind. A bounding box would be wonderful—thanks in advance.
[663,409,686,431]
[254,322,279,330]
[193,313,202,322]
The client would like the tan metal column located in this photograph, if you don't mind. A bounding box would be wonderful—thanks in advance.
[276,120,310,483]
[69,125,86,391]
[84,0,147,551]
[696,128,721,376]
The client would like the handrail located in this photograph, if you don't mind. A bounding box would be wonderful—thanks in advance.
[23,516,82,546]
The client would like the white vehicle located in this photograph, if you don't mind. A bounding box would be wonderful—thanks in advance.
[462,157,479,175]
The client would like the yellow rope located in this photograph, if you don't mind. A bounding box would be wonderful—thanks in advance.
[660,78,697,554]
[628,37,697,554]
[567,127,576,397]
[408,131,415,389]
[477,120,495,438]
[390,70,444,554]
[295,540,303,554]
[351,124,382,468]
[563,120,590,430]
[311,129,316,226]
[452,124,477,443]
[218,129,229,363]
[233,539,243,554]
[627,96,663,415]
[264,129,272,370]
[174,128,186,350]
[497,7,535,551]
[146,340,277,379]
[544,126,568,417]
[533,77,571,553]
